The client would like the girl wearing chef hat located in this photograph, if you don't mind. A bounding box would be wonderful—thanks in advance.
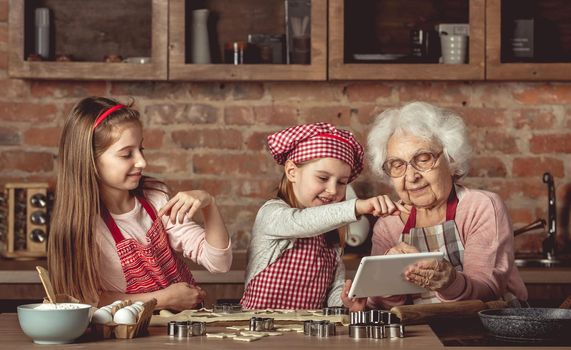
[48,96,232,310]
[241,122,407,310]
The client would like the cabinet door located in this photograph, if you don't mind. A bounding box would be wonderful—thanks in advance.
[486,0,571,80]
[8,0,168,81]
[329,0,485,80]
[168,0,326,81]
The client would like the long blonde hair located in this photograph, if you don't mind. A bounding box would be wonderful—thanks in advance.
[276,162,346,247]
[48,96,163,303]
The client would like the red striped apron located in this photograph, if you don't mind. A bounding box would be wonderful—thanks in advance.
[400,188,464,304]
[101,196,195,294]
[240,235,337,310]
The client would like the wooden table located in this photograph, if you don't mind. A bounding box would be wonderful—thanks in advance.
[1,313,565,349]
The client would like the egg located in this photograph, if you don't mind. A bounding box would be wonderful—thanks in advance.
[133,301,144,306]
[92,308,113,324]
[111,300,123,306]
[113,308,137,324]
[130,304,144,313]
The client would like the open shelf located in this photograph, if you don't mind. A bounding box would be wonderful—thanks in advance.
[486,0,571,80]
[168,0,326,81]
[328,0,485,80]
[8,0,167,80]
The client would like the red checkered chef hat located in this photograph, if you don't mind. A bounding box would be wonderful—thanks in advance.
[267,122,364,182]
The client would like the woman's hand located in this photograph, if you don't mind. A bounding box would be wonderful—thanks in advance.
[163,282,207,311]
[355,195,410,217]
[386,242,419,255]
[341,279,367,312]
[158,190,213,224]
[404,259,456,292]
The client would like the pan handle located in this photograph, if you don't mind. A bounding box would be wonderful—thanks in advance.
[560,295,571,309]
[513,218,546,236]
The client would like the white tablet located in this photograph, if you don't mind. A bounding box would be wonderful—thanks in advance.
[348,252,445,298]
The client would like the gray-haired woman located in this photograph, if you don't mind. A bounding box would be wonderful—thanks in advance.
[342,102,527,310]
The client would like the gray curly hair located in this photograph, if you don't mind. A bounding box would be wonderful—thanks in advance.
[367,102,472,182]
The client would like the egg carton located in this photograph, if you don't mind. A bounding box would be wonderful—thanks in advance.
[92,298,157,339]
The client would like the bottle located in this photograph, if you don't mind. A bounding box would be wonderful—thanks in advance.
[35,8,50,60]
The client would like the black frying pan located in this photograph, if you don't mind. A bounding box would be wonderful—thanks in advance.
[478,308,571,341]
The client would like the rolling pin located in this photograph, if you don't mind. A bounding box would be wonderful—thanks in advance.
[390,299,507,325]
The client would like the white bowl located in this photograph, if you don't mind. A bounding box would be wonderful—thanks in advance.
[17,303,92,344]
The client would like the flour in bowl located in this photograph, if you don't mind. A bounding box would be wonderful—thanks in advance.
[34,303,84,310]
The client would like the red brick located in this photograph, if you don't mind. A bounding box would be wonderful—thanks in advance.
[165,178,234,198]
[0,0,7,22]
[508,207,536,226]
[530,134,571,153]
[172,129,243,150]
[190,83,230,101]
[0,151,53,172]
[193,153,274,176]
[512,157,564,178]
[455,107,507,128]
[481,131,518,154]
[514,233,543,254]
[142,128,164,149]
[235,178,279,199]
[0,25,6,45]
[397,82,470,106]
[23,127,61,147]
[0,102,57,122]
[224,105,298,126]
[269,82,343,101]
[0,127,20,145]
[144,152,191,174]
[354,104,384,124]
[468,156,507,177]
[469,82,519,107]
[483,179,546,201]
[0,49,6,69]
[30,81,107,98]
[231,83,265,100]
[513,109,557,129]
[145,103,219,125]
[346,83,393,102]
[0,78,30,98]
[245,131,270,151]
[513,83,571,105]
[301,105,352,126]
[110,82,191,99]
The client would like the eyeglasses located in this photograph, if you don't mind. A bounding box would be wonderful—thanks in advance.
[382,151,443,178]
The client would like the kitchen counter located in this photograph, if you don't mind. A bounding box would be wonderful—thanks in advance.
[1,313,566,349]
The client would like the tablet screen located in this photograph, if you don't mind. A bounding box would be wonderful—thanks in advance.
[348,252,444,298]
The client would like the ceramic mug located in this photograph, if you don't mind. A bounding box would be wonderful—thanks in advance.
[440,35,467,64]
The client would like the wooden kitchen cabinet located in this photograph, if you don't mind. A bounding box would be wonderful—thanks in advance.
[168,0,327,81]
[8,0,168,81]
[486,0,571,80]
[328,0,486,80]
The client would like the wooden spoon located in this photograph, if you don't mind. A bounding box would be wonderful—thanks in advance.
[36,266,57,304]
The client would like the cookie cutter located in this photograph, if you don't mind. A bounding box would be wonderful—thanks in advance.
[174,321,190,338]
[350,311,369,325]
[384,323,405,338]
[304,320,336,337]
[322,306,349,315]
[370,324,385,339]
[349,324,370,339]
[213,303,243,314]
[249,317,274,331]
[190,321,207,336]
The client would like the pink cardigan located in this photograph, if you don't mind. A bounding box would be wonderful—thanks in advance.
[370,185,527,308]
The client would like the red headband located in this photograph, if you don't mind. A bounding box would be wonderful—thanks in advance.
[92,104,125,130]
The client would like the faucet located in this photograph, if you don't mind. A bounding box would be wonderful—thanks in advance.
[542,172,557,260]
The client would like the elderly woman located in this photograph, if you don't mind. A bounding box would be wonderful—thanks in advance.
[343,102,527,309]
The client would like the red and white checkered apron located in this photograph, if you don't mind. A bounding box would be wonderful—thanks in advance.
[400,188,464,304]
[241,235,337,310]
[101,196,195,294]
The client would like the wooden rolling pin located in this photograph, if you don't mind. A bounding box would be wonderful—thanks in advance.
[390,299,507,325]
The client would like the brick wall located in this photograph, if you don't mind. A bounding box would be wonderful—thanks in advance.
[1,0,570,255]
